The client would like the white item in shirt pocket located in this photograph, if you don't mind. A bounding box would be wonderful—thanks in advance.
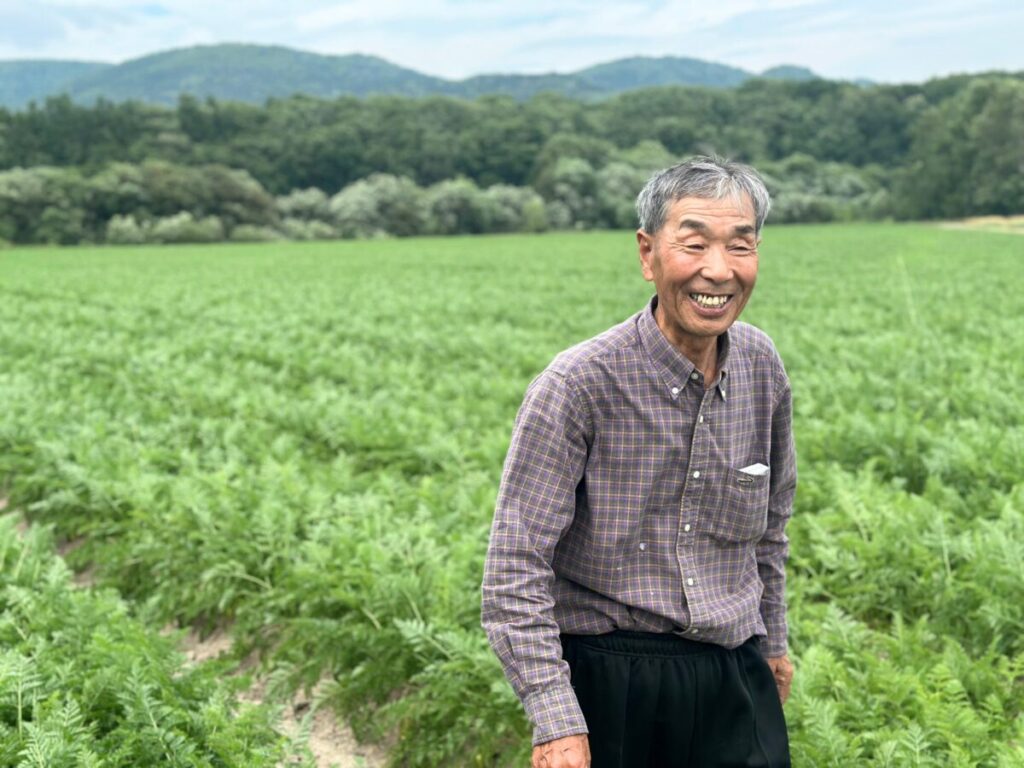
[738,462,770,477]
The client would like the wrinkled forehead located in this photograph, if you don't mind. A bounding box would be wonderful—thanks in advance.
[661,193,758,235]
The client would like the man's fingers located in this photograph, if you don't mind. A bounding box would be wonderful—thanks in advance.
[764,655,793,705]
[534,734,590,768]
[549,749,589,768]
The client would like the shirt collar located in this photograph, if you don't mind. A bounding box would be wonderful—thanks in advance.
[637,295,731,399]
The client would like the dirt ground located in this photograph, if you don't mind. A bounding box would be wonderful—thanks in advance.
[180,626,389,767]
[179,626,387,768]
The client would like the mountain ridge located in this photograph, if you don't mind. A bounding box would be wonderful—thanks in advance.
[2,43,824,109]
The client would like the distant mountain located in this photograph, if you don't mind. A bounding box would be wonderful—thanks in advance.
[758,65,819,81]
[580,56,751,90]
[0,60,111,110]
[0,44,828,110]
[454,56,755,100]
[66,45,449,106]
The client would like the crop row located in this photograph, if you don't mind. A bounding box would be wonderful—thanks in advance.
[0,517,291,766]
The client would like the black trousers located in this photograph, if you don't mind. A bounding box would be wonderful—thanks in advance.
[560,631,790,768]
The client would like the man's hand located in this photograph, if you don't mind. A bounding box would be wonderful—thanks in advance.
[765,654,793,704]
[532,734,590,768]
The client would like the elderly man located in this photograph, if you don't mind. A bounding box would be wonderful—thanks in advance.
[481,157,795,767]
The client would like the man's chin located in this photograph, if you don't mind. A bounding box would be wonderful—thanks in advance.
[679,308,739,335]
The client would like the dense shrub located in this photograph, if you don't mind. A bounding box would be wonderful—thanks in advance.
[105,213,148,244]
[481,184,549,233]
[0,166,87,243]
[424,178,492,235]
[275,187,330,221]
[0,150,892,246]
[329,173,426,238]
[533,157,600,228]
[230,224,283,242]
[279,217,337,240]
[150,212,225,244]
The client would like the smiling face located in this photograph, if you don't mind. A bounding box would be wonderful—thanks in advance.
[637,194,760,361]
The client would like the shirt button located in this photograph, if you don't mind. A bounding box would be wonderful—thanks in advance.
[698,414,704,423]
[690,372,699,381]
[692,471,700,479]
[690,628,700,635]
[638,542,646,551]
[671,387,679,396]
[686,577,695,586]
[684,523,692,532]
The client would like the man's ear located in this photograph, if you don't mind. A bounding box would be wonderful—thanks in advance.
[637,230,655,282]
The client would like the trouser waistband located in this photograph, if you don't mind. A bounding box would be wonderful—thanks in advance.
[562,630,759,657]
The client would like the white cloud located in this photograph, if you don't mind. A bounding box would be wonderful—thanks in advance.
[0,0,1019,82]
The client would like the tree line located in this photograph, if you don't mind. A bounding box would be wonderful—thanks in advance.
[0,72,1021,245]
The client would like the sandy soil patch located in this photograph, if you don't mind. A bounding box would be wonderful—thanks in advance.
[940,215,1024,234]
[180,625,388,768]
[241,674,388,768]
[179,624,236,664]
[56,535,98,587]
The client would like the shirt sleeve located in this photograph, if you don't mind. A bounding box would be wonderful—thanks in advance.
[757,363,797,658]
[481,369,591,746]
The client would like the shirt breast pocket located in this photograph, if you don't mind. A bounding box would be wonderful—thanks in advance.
[706,467,770,543]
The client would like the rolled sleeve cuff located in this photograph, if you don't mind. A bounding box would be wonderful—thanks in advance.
[760,607,788,658]
[761,635,789,659]
[524,684,589,747]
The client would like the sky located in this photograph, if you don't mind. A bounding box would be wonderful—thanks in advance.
[0,0,1021,83]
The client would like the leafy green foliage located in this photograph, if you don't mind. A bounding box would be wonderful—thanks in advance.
[0,225,1022,765]
[0,519,287,767]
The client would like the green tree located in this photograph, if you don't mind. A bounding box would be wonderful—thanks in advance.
[329,174,425,238]
[424,178,491,235]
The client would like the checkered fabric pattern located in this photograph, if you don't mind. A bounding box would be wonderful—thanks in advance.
[481,296,797,746]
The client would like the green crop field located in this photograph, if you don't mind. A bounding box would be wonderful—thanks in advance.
[1,225,1023,767]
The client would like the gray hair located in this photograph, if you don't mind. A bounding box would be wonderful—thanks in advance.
[635,156,771,235]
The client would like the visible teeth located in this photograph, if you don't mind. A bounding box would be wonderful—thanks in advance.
[690,293,729,307]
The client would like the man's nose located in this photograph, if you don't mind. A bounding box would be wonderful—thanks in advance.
[699,244,732,282]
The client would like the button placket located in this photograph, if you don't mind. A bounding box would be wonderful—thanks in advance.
[677,386,712,582]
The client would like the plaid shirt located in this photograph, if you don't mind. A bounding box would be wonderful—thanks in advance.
[481,297,797,746]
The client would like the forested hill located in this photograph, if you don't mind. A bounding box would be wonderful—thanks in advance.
[0,60,111,109]
[2,43,819,109]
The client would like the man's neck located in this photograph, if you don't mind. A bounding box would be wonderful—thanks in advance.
[654,310,720,387]
[679,339,718,387]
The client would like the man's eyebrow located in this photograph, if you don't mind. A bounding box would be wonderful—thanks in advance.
[676,219,757,237]
[677,219,710,233]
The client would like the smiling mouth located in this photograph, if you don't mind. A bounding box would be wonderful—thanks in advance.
[689,292,733,308]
